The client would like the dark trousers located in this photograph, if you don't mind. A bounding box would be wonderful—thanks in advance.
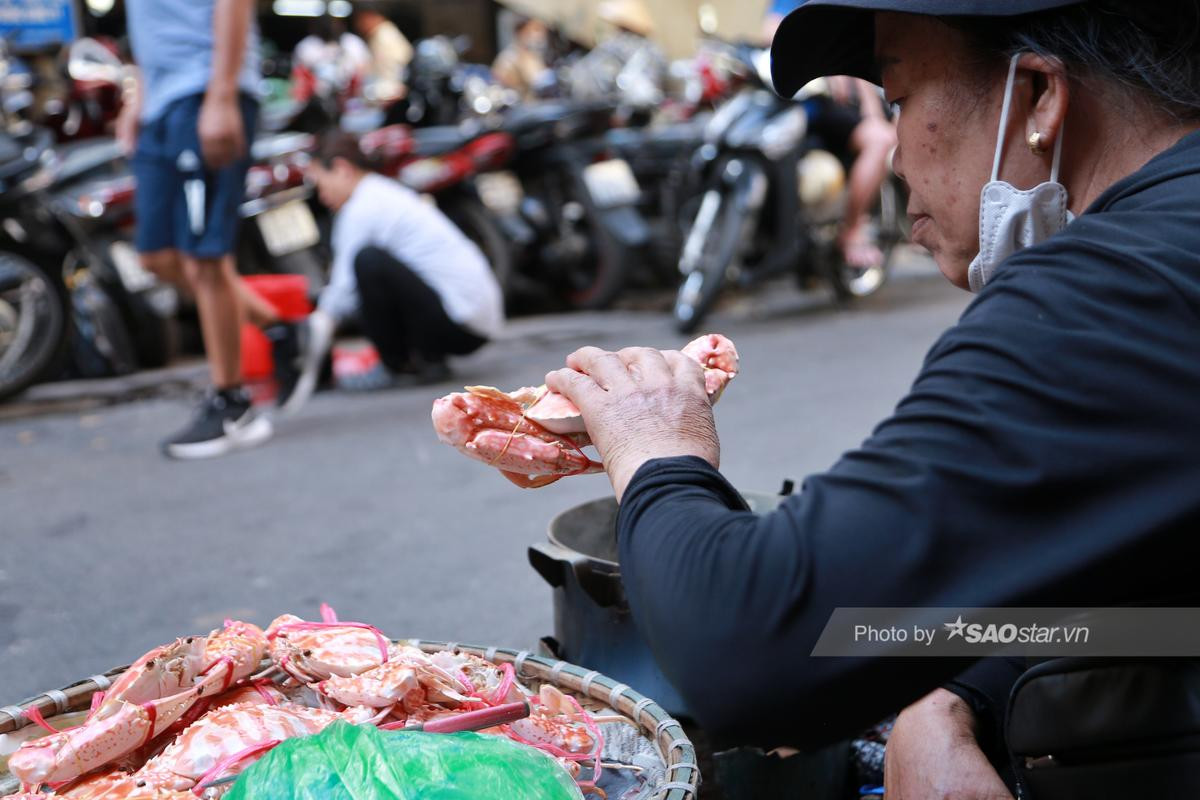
[353,246,487,372]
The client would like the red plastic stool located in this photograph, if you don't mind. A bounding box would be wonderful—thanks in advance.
[240,274,312,387]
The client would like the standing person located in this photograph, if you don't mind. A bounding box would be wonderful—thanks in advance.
[275,131,503,411]
[351,6,413,103]
[492,16,553,100]
[764,5,897,270]
[115,0,268,459]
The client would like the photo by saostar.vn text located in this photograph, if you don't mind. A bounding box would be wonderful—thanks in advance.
[852,616,1091,648]
[809,608,1200,658]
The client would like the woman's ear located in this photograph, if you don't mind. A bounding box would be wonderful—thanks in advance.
[1018,52,1069,155]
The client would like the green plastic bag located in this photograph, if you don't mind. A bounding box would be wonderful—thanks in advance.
[224,721,584,800]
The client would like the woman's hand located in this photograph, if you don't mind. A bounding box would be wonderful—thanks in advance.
[546,346,720,501]
[884,689,1014,800]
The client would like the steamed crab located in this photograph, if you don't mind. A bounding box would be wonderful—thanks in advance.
[432,333,739,487]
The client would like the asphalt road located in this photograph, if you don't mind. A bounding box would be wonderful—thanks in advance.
[0,254,967,704]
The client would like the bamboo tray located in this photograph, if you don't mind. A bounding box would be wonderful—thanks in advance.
[0,640,700,799]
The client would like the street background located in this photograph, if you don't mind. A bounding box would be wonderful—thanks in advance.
[0,259,966,702]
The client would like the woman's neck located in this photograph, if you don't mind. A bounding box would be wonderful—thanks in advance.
[1065,94,1200,213]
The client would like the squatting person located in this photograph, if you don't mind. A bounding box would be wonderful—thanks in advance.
[274,131,504,413]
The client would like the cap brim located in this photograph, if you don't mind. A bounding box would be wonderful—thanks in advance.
[771,4,877,96]
[769,0,1087,97]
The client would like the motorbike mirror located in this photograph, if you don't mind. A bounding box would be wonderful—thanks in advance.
[67,37,124,84]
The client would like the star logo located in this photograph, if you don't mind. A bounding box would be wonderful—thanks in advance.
[944,615,968,640]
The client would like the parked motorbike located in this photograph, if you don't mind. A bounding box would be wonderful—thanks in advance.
[672,42,906,333]
[237,131,330,291]
[603,114,709,284]
[0,129,178,401]
[492,100,650,310]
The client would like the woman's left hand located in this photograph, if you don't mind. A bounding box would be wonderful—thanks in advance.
[546,346,720,501]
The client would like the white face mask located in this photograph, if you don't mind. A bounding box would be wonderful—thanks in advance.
[967,54,1074,293]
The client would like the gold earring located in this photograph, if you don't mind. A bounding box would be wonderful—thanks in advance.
[1028,131,1046,155]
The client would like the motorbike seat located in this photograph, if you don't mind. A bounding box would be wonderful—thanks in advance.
[411,126,477,157]
[499,102,576,136]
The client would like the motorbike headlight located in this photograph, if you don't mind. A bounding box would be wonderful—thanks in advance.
[758,107,806,161]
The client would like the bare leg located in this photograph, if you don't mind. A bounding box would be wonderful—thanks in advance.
[235,280,280,328]
[183,255,242,389]
[140,249,189,294]
[840,117,897,268]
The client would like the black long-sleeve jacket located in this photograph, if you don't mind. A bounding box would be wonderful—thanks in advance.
[616,131,1200,749]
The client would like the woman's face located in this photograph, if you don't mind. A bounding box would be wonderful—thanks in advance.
[876,14,1041,288]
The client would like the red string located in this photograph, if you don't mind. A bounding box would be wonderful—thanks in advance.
[21,707,57,734]
[87,691,106,720]
[192,738,281,794]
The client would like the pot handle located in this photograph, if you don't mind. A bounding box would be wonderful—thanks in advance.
[528,541,587,589]
[527,542,627,609]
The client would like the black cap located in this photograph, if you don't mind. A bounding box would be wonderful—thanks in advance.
[770,0,1087,96]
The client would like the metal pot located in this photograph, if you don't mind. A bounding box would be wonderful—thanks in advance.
[529,488,787,719]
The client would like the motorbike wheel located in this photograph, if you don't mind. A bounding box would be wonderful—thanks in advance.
[828,178,906,302]
[555,202,631,311]
[442,196,515,306]
[673,189,744,335]
[0,251,68,402]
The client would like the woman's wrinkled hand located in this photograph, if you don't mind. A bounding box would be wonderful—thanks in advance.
[546,345,720,501]
[884,689,1015,800]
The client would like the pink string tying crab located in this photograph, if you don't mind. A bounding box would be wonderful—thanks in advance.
[432,333,739,488]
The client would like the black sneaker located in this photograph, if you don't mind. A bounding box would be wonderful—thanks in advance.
[161,388,273,460]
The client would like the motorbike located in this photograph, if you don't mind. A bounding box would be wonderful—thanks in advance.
[490,100,650,310]
[237,131,330,290]
[672,42,907,333]
[603,114,710,285]
[0,127,180,401]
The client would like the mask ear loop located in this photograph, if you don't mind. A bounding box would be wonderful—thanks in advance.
[989,54,1022,182]
[1049,120,1065,183]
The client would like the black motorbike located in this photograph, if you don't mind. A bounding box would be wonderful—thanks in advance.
[0,127,181,401]
[672,42,907,333]
[603,114,709,285]
[489,100,650,310]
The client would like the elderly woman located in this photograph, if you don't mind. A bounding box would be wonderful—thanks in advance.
[545,0,1200,797]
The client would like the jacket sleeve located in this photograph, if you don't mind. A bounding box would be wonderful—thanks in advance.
[615,251,1199,749]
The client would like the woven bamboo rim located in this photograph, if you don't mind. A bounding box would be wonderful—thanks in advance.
[0,642,699,800]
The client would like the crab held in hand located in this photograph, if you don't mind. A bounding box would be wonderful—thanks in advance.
[431,333,738,488]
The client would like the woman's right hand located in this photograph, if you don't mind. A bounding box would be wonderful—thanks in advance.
[884,689,1014,800]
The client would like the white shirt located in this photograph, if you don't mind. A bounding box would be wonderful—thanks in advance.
[319,174,504,339]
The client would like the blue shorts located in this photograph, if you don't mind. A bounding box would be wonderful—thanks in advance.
[131,93,258,260]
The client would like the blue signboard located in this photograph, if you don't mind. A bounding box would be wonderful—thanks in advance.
[0,0,78,50]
